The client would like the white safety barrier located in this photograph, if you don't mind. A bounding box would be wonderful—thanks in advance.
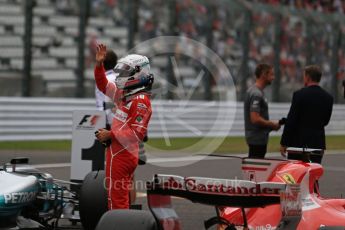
[0,97,344,141]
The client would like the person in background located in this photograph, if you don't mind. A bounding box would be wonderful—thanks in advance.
[280,65,333,164]
[244,63,281,158]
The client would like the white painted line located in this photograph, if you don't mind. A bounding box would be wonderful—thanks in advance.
[147,156,209,163]
[146,154,282,163]
[31,162,345,172]
[30,155,232,168]
[30,152,345,169]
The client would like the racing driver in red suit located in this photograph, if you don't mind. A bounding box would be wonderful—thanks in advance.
[94,44,153,209]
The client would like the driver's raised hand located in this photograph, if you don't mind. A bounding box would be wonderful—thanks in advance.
[96,43,107,67]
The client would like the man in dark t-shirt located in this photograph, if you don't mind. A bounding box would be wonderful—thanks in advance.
[244,64,281,158]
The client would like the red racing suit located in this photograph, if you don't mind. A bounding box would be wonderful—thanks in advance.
[94,65,152,209]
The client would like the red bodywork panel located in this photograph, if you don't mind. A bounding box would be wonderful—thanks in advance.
[222,160,345,229]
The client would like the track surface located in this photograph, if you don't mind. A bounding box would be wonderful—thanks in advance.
[1,150,345,229]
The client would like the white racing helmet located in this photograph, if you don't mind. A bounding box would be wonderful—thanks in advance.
[114,54,153,90]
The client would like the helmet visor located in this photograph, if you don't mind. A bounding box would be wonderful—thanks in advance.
[113,63,135,78]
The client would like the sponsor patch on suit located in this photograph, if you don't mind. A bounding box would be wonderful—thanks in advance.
[114,109,128,122]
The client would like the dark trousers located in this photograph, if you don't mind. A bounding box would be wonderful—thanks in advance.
[248,145,267,159]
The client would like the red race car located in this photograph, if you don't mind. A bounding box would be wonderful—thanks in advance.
[220,148,345,229]
[145,148,345,230]
[88,148,345,230]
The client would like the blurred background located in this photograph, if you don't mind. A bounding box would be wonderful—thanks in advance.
[0,0,345,148]
[0,0,344,102]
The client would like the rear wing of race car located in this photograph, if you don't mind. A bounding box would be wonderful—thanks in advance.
[146,174,302,230]
[286,147,324,162]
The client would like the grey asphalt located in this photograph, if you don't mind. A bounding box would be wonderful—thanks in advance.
[1,150,345,229]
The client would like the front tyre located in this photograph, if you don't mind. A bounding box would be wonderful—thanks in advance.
[79,171,107,230]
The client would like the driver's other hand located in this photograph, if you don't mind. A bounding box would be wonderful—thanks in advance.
[95,128,111,142]
[280,145,287,158]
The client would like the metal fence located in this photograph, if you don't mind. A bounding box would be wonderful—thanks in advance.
[0,97,344,141]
